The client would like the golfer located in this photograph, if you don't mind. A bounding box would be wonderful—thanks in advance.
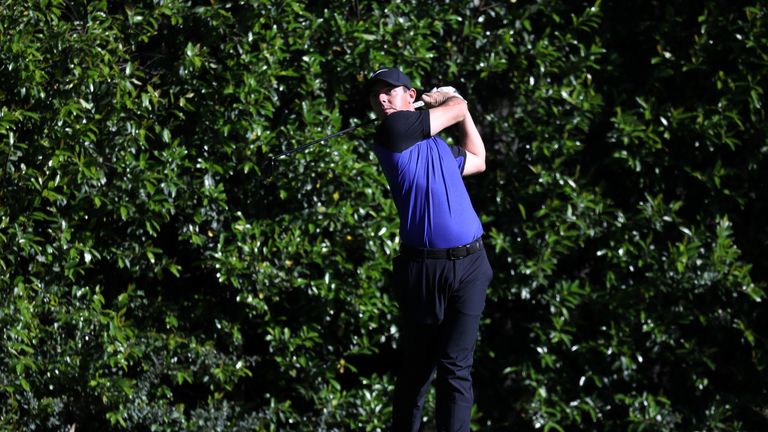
[366,67,493,432]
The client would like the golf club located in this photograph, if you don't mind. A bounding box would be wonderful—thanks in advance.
[261,101,425,177]
[271,101,425,160]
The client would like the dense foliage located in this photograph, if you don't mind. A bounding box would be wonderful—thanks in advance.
[2,0,766,430]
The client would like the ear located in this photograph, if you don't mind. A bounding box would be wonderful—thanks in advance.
[407,87,418,104]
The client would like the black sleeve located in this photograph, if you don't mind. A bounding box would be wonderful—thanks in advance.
[450,144,467,175]
[374,111,431,152]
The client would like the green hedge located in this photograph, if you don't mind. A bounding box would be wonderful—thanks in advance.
[1,0,766,430]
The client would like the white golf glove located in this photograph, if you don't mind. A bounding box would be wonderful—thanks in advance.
[420,85,465,108]
[431,86,464,100]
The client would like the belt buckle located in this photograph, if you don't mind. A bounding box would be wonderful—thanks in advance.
[449,246,465,260]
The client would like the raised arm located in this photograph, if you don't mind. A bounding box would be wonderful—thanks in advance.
[456,109,486,175]
[426,96,467,136]
[425,94,486,176]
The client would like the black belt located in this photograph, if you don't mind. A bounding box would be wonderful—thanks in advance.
[401,237,484,260]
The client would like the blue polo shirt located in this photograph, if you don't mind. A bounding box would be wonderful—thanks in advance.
[373,110,483,248]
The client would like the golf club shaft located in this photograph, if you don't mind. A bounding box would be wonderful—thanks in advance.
[272,118,375,160]
[271,101,425,160]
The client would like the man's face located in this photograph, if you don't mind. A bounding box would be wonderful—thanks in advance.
[368,82,415,118]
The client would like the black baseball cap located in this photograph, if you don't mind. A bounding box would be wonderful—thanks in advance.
[365,67,412,94]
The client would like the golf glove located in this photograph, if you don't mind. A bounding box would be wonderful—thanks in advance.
[431,86,464,100]
[420,86,465,108]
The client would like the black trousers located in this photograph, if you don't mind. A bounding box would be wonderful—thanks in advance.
[390,245,493,432]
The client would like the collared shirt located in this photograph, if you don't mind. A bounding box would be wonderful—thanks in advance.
[373,110,483,248]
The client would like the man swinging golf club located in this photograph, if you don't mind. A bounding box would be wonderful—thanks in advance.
[366,67,493,432]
